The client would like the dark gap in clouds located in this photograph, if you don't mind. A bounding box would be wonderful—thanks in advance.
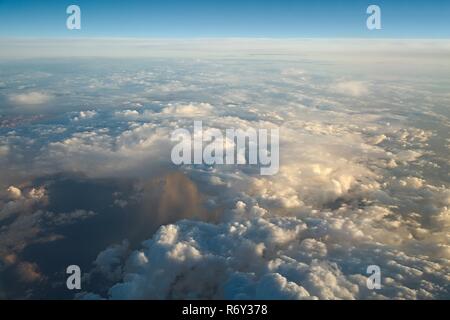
[18,173,145,298]
[0,263,41,299]
[323,196,367,211]
[5,171,213,298]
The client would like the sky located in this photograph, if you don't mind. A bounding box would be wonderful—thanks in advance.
[0,0,449,38]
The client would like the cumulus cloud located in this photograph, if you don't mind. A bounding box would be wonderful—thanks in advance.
[0,190,96,260]
[72,110,98,121]
[75,107,448,299]
[91,240,131,282]
[7,186,22,199]
[36,123,172,178]
[1,39,449,299]
[8,92,53,106]
[0,144,9,156]
[114,109,140,119]
[0,185,47,222]
[332,81,369,97]
[0,184,98,297]
[161,103,214,116]
[83,190,449,299]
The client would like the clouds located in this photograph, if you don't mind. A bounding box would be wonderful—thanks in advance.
[85,196,449,299]
[6,186,22,199]
[0,144,9,156]
[72,110,98,121]
[92,240,130,282]
[71,73,448,299]
[161,103,214,117]
[114,109,140,119]
[15,261,44,283]
[0,185,47,223]
[0,184,97,257]
[0,183,100,298]
[83,189,449,299]
[2,39,450,64]
[0,40,449,299]
[332,81,369,97]
[8,91,53,106]
[39,123,172,178]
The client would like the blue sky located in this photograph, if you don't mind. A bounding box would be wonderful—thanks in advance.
[0,0,449,38]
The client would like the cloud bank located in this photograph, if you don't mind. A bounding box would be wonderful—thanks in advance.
[0,39,449,299]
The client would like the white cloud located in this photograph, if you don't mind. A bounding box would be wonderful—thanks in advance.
[0,145,9,156]
[0,184,97,273]
[7,186,22,199]
[76,110,449,299]
[1,40,449,299]
[8,92,53,106]
[73,110,97,121]
[332,81,369,97]
[37,123,172,178]
[114,109,140,119]
[0,186,47,222]
[86,195,448,299]
[161,103,213,116]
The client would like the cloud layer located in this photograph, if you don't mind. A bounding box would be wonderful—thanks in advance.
[8,92,53,106]
[1,39,449,299]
